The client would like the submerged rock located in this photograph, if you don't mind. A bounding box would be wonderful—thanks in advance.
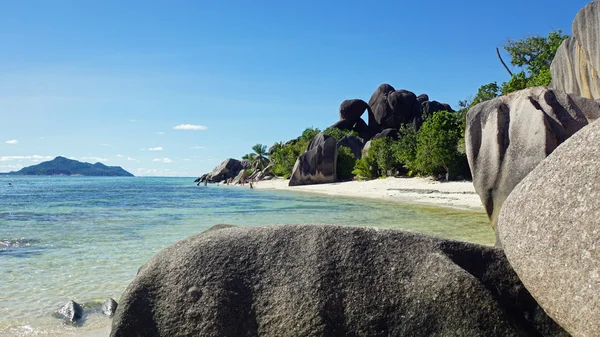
[56,300,83,322]
[498,118,600,337]
[110,224,567,337]
[102,298,118,317]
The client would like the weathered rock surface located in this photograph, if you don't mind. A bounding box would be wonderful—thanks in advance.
[336,135,364,159]
[339,99,369,123]
[102,298,118,317]
[551,1,600,99]
[465,87,600,234]
[498,118,600,337]
[367,83,396,134]
[57,300,83,322]
[110,225,567,337]
[289,133,337,186]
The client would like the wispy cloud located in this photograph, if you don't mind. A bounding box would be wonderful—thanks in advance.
[153,158,173,163]
[189,146,207,149]
[148,147,163,151]
[130,119,137,122]
[5,139,18,144]
[80,156,108,162]
[0,155,53,162]
[116,154,124,158]
[173,124,208,131]
[156,131,165,135]
[127,157,136,161]
[100,143,111,147]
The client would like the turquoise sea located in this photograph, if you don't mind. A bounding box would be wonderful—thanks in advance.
[0,176,494,336]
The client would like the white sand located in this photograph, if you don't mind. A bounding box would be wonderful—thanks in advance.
[251,176,484,211]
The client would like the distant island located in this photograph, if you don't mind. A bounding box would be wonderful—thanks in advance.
[2,156,134,177]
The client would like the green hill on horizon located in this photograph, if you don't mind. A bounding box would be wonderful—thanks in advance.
[4,156,134,177]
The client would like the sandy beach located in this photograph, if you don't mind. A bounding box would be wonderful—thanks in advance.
[251,177,484,212]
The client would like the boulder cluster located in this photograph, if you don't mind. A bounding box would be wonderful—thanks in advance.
[113,2,599,337]
[195,158,274,185]
[288,84,453,186]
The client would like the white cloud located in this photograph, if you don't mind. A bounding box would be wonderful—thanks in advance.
[189,146,207,149]
[148,147,163,151]
[80,157,108,162]
[130,119,137,122]
[153,158,173,163]
[116,154,124,158]
[156,131,165,135]
[0,155,52,162]
[173,124,207,131]
[127,157,136,161]
[5,139,18,144]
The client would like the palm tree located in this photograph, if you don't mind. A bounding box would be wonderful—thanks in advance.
[251,144,268,170]
[242,153,255,161]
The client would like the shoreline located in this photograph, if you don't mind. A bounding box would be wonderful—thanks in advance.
[244,176,485,212]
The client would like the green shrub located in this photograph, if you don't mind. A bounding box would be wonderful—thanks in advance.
[413,110,462,178]
[395,124,418,172]
[323,127,359,142]
[336,146,356,181]
[352,157,375,180]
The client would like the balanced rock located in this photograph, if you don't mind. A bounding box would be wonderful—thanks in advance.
[336,135,364,159]
[57,300,83,322]
[465,87,600,235]
[551,1,600,99]
[110,225,567,337]
[498,118,600,337]
[289,133,337,186]
[339,99,369,123]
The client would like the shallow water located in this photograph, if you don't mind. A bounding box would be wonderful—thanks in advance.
[0,176,493,336]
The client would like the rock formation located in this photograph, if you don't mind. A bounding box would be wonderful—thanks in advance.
[498,118,600,337]
[196,158,246,184]
[551,1,600,99]
[289,133,337,186]
[366,84,453,135]
[465,87,600,235]
[110,225,567,337]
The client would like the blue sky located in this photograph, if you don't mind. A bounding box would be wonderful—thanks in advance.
[0,0,590,176]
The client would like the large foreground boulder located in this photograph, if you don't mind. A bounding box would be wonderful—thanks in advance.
[111,225,567,337]
[498,119,600,337]
[551,1,600,99]
[289,133,337,186]
[465,87,600,235]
